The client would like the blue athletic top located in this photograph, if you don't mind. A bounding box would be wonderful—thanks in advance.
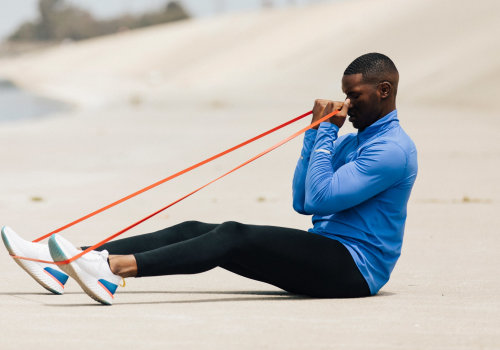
[292,110,418,294]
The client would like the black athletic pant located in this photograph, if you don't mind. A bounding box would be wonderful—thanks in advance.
[96,221,371,298]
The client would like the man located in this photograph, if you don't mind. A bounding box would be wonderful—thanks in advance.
[2,53,417,305]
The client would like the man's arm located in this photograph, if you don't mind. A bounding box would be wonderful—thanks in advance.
[292,129,317,214]
[304,126,407,215]
[292,99,350,214]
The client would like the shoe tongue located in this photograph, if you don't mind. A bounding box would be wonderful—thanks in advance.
[98,250,109,259]
[83,249,109,262]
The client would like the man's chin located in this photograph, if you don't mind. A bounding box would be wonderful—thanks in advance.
[349,116,359,129]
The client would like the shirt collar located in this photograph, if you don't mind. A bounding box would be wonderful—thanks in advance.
[357,109,399,143]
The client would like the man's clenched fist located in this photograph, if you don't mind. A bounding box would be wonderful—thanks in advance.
[311,99,350,129]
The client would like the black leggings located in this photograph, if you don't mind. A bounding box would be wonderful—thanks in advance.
[96,221,370,298]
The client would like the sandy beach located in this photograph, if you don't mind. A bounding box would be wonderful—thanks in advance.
[0,0,499,348]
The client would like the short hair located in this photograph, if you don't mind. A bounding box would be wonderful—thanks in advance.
[344,53,398,84]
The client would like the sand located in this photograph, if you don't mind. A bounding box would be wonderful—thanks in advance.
[0,0,499,349]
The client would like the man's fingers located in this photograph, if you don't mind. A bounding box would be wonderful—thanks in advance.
[313,99,331,117]
[311,99,349,128]
[323,101,334,115]
[337,98,350,117]
[311,99,334,129]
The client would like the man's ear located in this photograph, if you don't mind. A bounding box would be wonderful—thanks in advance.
[378,81,392,99]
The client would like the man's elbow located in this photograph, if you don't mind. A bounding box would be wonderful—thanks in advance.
[304,196,341,215]
[292,200,309,215]
[304,198,325,215]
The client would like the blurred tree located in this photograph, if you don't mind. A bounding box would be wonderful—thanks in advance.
[262,0,273,8]
[38,0,61,40]
[9,0,190,42]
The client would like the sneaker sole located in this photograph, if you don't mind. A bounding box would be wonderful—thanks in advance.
[49,236,114,305]
[1,228,64,295]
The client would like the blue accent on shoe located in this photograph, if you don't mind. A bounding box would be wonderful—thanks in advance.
[44,267,69,285]
[98,279,118,295]
[1,228,13,252]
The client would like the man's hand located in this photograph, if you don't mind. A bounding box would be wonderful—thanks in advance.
[311,99,350,129]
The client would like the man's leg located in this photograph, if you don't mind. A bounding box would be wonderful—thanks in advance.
[112,221,370,298]
[90,221,218,255]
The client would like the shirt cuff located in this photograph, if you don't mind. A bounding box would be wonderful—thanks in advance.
[301,129,318,158]
[312,122,339,154]
[318,122,339,134]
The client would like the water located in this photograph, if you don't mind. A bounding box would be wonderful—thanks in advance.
[0,79,71,122]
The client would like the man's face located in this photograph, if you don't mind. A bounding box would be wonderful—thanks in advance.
[341,73,381,131]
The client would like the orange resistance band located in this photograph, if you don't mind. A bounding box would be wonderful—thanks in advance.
[13,109,339,265]
[33,110,312,243]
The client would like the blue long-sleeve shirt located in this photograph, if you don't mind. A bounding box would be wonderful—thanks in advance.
[292,110,418,294]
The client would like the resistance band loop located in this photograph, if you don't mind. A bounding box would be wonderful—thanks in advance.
[14,110,339,265]
[33,110,312,243]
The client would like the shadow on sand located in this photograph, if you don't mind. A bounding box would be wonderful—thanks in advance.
[1,289,394,307]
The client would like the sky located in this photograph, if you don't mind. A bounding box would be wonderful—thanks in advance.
[0,0,331,40]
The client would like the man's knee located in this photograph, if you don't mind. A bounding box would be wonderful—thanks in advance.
[179,220,204,228]
[219,221,240,229]
[216,221,247,240]
[176,220,215,231]
[166,220,214,241]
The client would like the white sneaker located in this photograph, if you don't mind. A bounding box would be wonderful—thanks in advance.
[1,226,69,295]
[48,234,122,305]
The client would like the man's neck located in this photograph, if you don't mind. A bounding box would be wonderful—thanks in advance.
[358,105,397,132]
[380,102,396,119]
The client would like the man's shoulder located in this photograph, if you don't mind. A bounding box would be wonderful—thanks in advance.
[337,132,356,145]
[368,125,416,155]
[361,127,418,174]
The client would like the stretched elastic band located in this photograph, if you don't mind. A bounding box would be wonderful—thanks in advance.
[33,110,312,243]
[13,110,339,265]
